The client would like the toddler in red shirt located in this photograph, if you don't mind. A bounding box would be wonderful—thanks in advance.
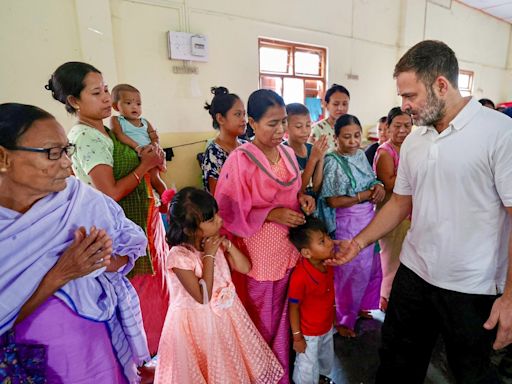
[288,216,337,384]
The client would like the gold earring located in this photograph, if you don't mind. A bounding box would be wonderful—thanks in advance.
[0,167,7,173]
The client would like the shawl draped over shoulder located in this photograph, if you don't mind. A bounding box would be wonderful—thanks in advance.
[215,142,301,238]
[0,177,150,381]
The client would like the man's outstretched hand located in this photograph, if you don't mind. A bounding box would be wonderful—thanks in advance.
[325,239,363,266]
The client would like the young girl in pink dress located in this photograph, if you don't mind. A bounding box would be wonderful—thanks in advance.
[155,187,283,383]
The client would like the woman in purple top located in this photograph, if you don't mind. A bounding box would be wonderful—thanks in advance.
[0,103,151,383]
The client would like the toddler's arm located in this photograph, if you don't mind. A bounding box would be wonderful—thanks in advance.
[147,121,160,145]
[110,116,142,152]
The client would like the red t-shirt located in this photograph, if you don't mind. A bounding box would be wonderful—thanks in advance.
[288,258,335,336]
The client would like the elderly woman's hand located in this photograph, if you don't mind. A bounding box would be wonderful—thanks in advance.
[50,226,113,286]
[267,208,305,228]
[370,184,386,204]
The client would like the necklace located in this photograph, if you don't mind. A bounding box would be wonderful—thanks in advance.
[267,150,280,165]
[78,120,109,137]
[78,120,95,128]
[215,136,239,154]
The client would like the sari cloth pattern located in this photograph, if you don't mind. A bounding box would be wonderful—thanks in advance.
[110,129,169,355]
[109,129,153,276]
[373,140,411,300]
[0,177,150,383]
[317,150,382,329]
[215,143,302,384]
[155,245,284,383]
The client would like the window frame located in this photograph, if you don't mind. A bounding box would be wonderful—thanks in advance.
[258,38,327,108]
[458,69,474,97]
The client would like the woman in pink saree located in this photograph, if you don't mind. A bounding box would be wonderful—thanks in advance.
[373,107,412,311]
[215,89,315,383]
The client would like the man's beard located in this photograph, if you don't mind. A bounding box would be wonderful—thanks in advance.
[409,86,446,127]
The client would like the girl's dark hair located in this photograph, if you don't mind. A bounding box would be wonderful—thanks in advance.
[166,187,219,246]
[247,89,285,122]
[387,106,411,126]
[325,84,350,103]
[0,103,54,148]
[45,62,101,114]
[204,86,241,130]
[286,103,309,117]
[334,114,362,137]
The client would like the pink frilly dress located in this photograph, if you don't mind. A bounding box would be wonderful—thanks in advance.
[155,245,284,383]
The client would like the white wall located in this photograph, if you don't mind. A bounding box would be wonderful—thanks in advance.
[1,0,511,134]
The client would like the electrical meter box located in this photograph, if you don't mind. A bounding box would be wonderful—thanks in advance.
[168,31,208,62]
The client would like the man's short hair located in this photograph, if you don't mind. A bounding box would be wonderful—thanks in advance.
[393,40,459,89]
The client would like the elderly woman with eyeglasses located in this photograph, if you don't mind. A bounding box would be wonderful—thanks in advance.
[0,103,152,383]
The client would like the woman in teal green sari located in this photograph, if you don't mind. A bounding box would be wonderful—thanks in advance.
[316,114,385,337]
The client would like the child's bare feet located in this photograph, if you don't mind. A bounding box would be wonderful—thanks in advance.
[358,309,373,319]
[379,296,388,312]
[336,325,356,338]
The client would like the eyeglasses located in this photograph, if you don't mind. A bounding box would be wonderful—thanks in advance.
[8,144,76,160]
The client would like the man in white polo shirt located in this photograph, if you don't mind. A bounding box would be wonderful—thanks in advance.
[332,40,512,383]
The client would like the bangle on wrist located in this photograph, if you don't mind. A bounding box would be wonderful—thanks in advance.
[356,192,361,203]
[202,254,215,261]
[292,330,301,335]
[132,171,141,184]
[227,240,232,252]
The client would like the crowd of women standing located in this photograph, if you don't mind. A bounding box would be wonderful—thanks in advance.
[0,59,413,383]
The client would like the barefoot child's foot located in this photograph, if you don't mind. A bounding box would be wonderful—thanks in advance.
[336,325,356,338]
[358,309,373,319]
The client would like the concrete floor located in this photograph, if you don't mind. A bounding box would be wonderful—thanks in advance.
[329,310,512,384]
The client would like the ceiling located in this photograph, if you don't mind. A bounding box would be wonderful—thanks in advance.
[458,0,512,23]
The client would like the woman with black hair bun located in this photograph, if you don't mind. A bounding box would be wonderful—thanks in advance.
[201,86,246,195]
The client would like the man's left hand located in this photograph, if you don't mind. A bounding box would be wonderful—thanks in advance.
[483,295,512,349]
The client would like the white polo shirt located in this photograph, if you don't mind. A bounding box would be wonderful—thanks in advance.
[395,97,512,294]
